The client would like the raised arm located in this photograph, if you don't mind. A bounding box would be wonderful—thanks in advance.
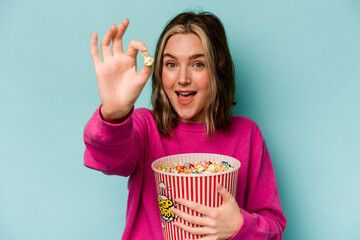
[84,19,152,175]
[90,19,152,123]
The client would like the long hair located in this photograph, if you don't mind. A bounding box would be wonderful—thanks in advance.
[151,11,235,137]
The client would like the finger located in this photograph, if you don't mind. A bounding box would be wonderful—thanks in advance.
[136,62,153,82]
[192,237,214,240]
[125,40,148,59]
[194,236,215,240]
[113,18,129,54]
[100,24,117,60]
[175,198,212,216]
[170,208,207,226]
[90,32,101,66]
[173,221,216,236]
[216,183,234,203]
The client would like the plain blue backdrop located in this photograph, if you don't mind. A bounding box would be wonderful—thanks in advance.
[1,0,359,239]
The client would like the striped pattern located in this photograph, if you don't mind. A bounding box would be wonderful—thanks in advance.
[152,153,240,240]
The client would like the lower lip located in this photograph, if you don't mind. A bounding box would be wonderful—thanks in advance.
[177,94,195,106]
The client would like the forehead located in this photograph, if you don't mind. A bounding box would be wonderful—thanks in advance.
[163,33,204,57]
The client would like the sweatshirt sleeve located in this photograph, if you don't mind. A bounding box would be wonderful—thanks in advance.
[83,106,142,176]
[230,125,287,239]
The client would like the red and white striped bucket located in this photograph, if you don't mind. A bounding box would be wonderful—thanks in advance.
[151,153,241,240]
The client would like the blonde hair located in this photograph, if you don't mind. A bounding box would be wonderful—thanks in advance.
[151,12,235,138]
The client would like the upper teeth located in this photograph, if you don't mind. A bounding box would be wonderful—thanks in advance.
[177,92,195,96]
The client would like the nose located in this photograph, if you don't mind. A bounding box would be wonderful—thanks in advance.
[178,66,190,85]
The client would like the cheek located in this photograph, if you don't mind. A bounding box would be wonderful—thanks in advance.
[162,70,176,90]
[196,72,210,90]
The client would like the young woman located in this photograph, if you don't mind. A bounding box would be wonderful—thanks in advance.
[84,11,286,239]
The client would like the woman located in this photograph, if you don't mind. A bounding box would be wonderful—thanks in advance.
[84,11,286,239]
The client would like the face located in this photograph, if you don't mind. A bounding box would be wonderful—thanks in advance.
[162,33,210,123]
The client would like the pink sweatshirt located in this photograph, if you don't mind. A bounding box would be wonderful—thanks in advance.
[83,107,286,239]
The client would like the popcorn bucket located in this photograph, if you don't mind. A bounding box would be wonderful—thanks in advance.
[151,153,241,240]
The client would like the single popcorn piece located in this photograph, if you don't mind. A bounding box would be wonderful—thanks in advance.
[156,160,234,174]
[141,51,154,67]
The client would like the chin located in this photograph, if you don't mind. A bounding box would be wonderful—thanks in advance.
[178,113,203,123]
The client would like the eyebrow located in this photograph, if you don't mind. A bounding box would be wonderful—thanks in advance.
[163,53,205,60]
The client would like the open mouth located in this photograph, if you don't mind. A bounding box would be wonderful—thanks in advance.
[175,91,197,99]
[175,91,197,105]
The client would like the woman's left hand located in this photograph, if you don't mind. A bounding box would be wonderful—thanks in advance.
[171,183,243,240]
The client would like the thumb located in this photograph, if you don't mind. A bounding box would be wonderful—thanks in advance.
[216,183,234,203]
[137,63,153,82]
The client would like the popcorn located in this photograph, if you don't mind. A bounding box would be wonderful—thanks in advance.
[141,51,154,67]
[155,160,234,174]
[152,153,240,239]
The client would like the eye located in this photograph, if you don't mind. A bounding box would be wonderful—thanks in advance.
[193,62,205,69]
[165,62,177,68]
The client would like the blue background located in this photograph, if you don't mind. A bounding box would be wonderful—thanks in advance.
[1,0,359,239]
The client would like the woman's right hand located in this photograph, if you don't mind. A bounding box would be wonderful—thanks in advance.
[90,19,153,123]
